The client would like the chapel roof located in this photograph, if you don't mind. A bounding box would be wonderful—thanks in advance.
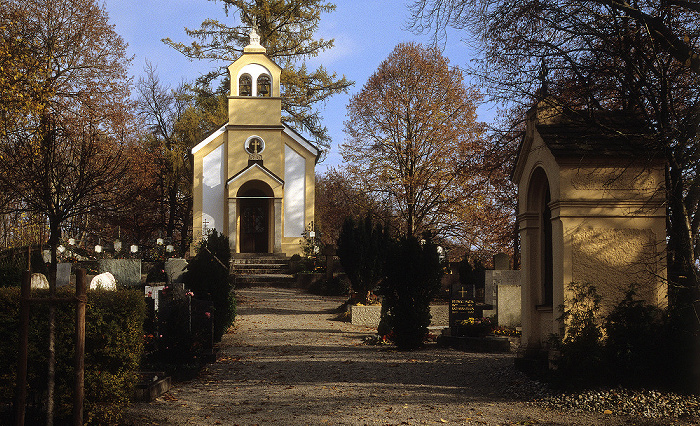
[511,104,664,183]
[535,110,659,158]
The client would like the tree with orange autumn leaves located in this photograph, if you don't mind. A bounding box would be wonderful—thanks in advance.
[341,42,513,258]
[0,0,133,257]
[0,0,134,422]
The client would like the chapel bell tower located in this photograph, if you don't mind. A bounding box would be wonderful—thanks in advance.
[191,29,319,256]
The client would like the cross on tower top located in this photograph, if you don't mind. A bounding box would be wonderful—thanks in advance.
[249,26,261,48]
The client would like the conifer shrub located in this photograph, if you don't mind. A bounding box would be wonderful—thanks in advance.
[0,249,46,287]
[380,234,443,350]
[0,257,22,287]
[336,215,389,304]
[0,286,145,424]
[184,230,235,342]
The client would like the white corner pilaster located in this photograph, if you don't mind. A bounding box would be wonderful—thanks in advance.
[274,198,282,253]
[228,198,237,253]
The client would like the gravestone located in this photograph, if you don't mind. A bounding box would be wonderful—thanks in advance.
[483,253,522,327]
[494,253,510,270]
[90,272,117,290]
[98,259,141,287]
[145,285,166,311]
[31,273,49,290]
[449,283,485,330]
[165,258,188,287]
[56,263,71,287]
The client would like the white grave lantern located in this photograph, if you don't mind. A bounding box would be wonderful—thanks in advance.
[94,245,102,253]
[57,245,66,254]
[130,244,138,253]
[114,239,122,252]
[68,238,75,246]
[166,244,174,253]
[156,238,164,245]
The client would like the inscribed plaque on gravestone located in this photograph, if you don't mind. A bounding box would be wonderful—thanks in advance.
[449,283,483,327]
[450,298,476,326]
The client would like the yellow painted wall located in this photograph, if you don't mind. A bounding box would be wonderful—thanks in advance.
[192,47,317,258]
[514,104,667,352]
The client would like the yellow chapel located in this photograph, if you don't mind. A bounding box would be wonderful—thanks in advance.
[191,29,318,256]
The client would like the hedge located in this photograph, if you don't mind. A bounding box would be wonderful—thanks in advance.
[0,286,145,424]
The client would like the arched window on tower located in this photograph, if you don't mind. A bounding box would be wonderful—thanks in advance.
[257,74,271,97]
[239,74,252,96]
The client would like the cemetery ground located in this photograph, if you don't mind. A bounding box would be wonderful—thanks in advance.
[125,287,699,425]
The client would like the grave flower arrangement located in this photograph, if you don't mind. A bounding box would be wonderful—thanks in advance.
[455,317,494,337]
[492,325,521,337]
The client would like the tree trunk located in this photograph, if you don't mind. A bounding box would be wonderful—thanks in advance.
[667,163,699,305]
[46,219,60,426]
[167,182,177,240]
[667,162,700,393]
[180,194,193,256]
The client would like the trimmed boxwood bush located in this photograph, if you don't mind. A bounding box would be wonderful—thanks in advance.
[0,286,145,424]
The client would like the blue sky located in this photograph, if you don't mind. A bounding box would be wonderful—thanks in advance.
[102,0,488,173]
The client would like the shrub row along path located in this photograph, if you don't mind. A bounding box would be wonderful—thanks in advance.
[126,287,691,425]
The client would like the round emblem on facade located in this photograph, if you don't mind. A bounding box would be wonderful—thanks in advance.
[245,136,265,155]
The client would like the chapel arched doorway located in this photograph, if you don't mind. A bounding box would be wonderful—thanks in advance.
[527,167,554,308]
[238,180,273,253]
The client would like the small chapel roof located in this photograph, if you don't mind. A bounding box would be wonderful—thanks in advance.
[511,104,662,183]
[535,111,659,158]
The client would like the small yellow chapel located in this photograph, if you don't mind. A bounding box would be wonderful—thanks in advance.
[191,29,318,256]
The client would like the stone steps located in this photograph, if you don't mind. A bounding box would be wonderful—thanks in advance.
[231,254,295,287]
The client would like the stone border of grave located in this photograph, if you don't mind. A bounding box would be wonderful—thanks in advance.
[350,304,448,328]
[436,331,513,353]
[134,372,172,402]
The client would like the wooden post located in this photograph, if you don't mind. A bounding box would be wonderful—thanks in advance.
[73,269,86,426]
[15,270,31,426]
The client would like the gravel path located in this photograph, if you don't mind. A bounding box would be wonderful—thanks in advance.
[125,287,698,425]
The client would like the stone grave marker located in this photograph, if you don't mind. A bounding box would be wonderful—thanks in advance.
[165,258,188,287]
[449,283,484,329]
[31,273,49,289]
[145,285,166,311]
[90,272,117,290]
[483,253,522,327]
[98,259,141,287]
[56,263,71,287]
[494,252,510,270]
